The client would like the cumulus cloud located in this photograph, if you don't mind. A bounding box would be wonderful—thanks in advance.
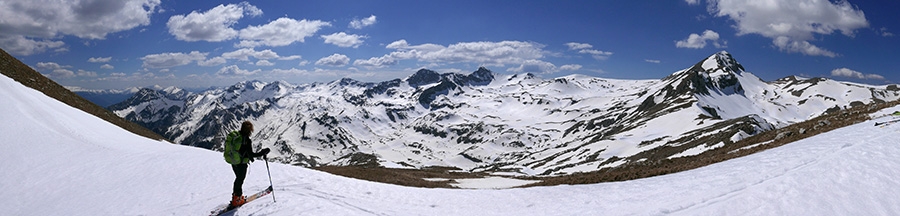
[368,39,545,67]
[315,53,350,67]
[564,42,593,50]
[198,57,227,66]
[140,51,208,68]
[0,35,66,56]
[685,0,700,5]
[773,36,836,57]
[565,42,612,60]
[675,30,726,49]
[879,27,894,37]
[507,59,562,74]
[349,15,377,29]
[100,64,115,69]
[559,64,582,71]
[0,0,160,55]
[271,68,310,75]
[221,48,280,61]
[237,18,331,47]
[321,32,367,48]
[88,57,112,63]
[705,0,868,57]
[76,69,98,77]
[578,49,614,60]
[353,55,399,68]
[216,65,260,76]
[830,68,884,80]
[36,62,98,78]
[255,60,274,66]
[166,2,261,42]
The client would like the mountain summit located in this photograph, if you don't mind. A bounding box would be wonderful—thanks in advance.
[110,51,900,175]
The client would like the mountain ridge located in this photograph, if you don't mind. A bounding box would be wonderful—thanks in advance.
[110,51,900,176]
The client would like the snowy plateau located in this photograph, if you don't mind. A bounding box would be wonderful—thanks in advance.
[3,57,900,215]
[111,51,900,176]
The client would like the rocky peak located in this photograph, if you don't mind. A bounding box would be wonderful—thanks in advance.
[407,69,442,88]
[465,67,494,86]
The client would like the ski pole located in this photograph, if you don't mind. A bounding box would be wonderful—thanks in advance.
[264,156,275,202]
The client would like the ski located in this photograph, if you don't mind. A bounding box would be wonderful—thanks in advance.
[874,119,900,127]
[209,186,274,216]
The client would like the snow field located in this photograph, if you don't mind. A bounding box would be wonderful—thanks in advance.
[4,74,900,215]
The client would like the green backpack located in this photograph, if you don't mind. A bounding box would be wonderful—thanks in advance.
[223,131,249,164]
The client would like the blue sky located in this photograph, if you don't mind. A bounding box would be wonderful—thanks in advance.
[2,0,897,89]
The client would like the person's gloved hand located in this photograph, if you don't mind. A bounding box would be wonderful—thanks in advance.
[258,148,271,157]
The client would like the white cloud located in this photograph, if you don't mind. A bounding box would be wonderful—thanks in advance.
[0,35,66,56]
[36,62,70,71]
[279,55,302,61]
[374,40,545,66]
[685,0,700,5]
[271,68,310,75]
[88,57,112,63]
[198,57,227,66]
[47,69,76,78]
[645,59,662,63]
[321,32,367,48]
[216,65,260,76]
[879,27,894,37]
[559,64,582,71]
[772,36,836,57]
[166,2,261,42]
[315,53,350,67]
[564,42,593,50]
[0,0,160,41]
[676,30,725,49]
[76,69,98,77]
[386,40,410,49]
[140,51,208,68]
[237,18,331,47]
[100,64,115,69]
[221,48,280,61]
[565,42,612,60]
[830,68,884,80]
[36,62,95,78]
[353,55,399,68]
[707,0,868,57]
[255,60,274,66]
[507,59,560,74]
[349,15,377,29]
[578,49,614,60]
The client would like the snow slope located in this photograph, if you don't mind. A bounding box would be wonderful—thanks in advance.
[3,73,900,215]
[111,52,900,176]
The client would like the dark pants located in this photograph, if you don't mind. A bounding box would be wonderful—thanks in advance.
[232,164,248,196]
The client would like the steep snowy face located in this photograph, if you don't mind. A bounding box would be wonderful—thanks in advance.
[110,51,900,175]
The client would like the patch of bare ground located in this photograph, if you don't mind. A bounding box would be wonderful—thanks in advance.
[0,48,167,141]
[314,166,489,188]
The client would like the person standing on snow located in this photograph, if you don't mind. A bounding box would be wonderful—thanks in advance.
[224,121,271,206]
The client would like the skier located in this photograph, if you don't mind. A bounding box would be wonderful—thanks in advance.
[224,121,271,207]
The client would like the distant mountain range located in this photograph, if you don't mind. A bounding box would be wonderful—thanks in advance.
[68,85,209,107]
[109,51,900,176]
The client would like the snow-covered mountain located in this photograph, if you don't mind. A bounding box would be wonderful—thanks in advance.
[110,51,900,175]
[68,85,199,107]
[5,70,900,215]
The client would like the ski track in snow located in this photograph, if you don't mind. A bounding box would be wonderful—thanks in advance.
[3,74,900,215]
